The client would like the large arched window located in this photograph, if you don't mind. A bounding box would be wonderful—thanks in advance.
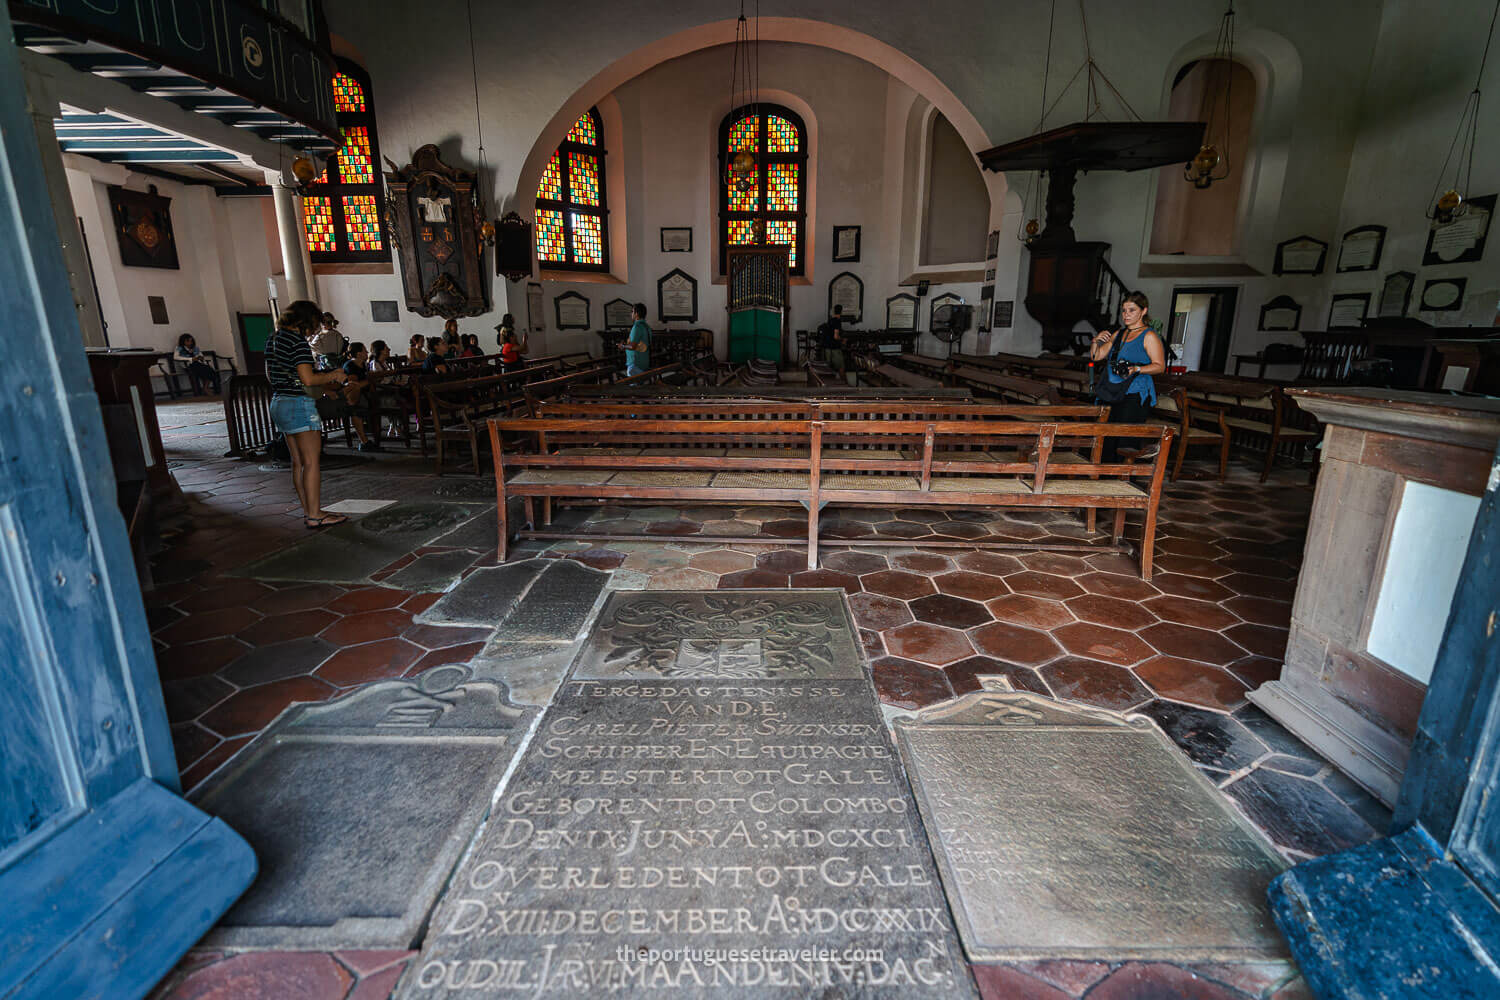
[719,105,807,275]
[303,59,388,263]
[535,108,609,272]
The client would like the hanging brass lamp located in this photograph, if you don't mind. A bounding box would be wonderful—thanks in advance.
[1186,2,1235,189]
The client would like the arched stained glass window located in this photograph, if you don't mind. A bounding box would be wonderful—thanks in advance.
[535,108,609,272]
[303,59,389,263]
[719,105,807,274]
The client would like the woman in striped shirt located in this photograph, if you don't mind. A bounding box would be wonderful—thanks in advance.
[266,300,351,528]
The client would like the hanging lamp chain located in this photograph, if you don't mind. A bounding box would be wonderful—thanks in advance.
[1428,0,1500,219]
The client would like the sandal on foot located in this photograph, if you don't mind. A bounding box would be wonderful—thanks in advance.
[304,513,349,529]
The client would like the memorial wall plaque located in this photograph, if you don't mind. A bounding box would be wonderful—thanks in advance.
[658,268,698,323]
[555,291,590,330]
[1377,271,1414,318]
[1273,235,1327,275]
[1423,194,1493,265]
[194,665,533,949]
[400,591,977,998]
[1420,276,1466,312]
[895,678,1287,963]
[829,271,863,323]
[886,293,918,332]
[604,297,635,331]
[1328,293,1370,329]
[1336,225,1385,273]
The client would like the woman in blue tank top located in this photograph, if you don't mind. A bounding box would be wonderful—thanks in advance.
[1090,291,1166,461]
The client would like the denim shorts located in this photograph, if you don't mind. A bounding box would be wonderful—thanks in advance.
[270,393,322,435]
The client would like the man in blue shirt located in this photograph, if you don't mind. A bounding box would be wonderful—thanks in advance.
[624,302,651,376]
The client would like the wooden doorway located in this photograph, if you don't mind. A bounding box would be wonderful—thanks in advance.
[237,312,273,375]
[1168,286,1238,374]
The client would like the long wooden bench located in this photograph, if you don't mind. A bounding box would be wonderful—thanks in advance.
[1159,373,1321,480]
[487,412,1171,577]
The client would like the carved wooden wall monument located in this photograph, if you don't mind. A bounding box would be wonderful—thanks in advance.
[384,145,489,318]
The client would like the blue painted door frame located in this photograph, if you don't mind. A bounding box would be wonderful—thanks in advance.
[0,10,253,998]
[1269,441,1500,999]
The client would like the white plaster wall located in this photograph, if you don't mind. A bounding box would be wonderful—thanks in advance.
[316,0,1389,354]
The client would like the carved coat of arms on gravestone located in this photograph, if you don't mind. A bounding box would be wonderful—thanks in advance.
[598,593,845,677]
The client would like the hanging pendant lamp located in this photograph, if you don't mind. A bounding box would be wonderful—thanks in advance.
[1186,2,1235,189]
[1425,0,1499,224]
[466,0,496,245]
[724,0,761,190]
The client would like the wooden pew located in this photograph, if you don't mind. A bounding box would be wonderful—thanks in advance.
[488,413,1173,577]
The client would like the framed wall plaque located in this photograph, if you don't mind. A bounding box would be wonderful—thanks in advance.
[1258,294,1302,331]
[658,268,698,323]
[1336,225,1386,273]
[660,227,693,252]
[370,300,400,323]
[978,286,995,333]
[984,267,996,282]
[554,291,590,330]
[1273,235,1327,275]
[886,293,918,332]
[1423,194,1493,265]
[833,226,861,262]
[1328,293,1370,329]
[1376,271,1415,318]
[526,282,545,332]
[1419,276,1466,312]
[603,298,634,331]
[828,272,863,322]
[992,300,1014,329]
[147,295,169,324]
[108,185,179,269]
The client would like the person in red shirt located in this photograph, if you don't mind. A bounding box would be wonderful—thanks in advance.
[497,317,528,373]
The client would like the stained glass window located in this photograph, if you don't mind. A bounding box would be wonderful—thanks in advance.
[332,73,365,113]
[342,194,383,251]
[303,197,336,251]
[720,104,807,275]
[304,60,388,262]
[337,126,373,184]
[534,107,609,271]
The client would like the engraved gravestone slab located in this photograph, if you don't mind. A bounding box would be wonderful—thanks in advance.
[895,678,1288,962]
[398,591,977,997]
[234,502,480,583]
[192,665,534,949]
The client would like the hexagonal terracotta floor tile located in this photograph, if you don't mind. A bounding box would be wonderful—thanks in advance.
[1150,573,1236,603]
[718,569,790,589]
[889,551,956,574]
[870,521,932,539]
[1136,655,1249,712]
[757,549,810,574]
[848,592,914,631]
[315,637,426,687]
[199,675,336,737]
[969,621,1064,666]
[789,569,862,594]
[883,622,974,666]
[688,549,757,575]
[320,609,412,646]
[1225,654,1282,688]
[933,571,1010,601]
[823,550,890,575]
[909,594,991,630]
[928,521,991,539]
[251,583,344,615]
[1222,595,1294,628]
[1218,573,1298,602]
[871,655,954,709]
[1075,572,1160,602]
[237,608,337,647]
[1140,595,1240,631]
[1018,551,1093,576]
[174,579,273,615]
[646,567,720,590]
[1039,657,1152,712]
[1138,622,1248,666]
[1003,571,1084,601]
[326,587,409,614]
[156,637,252,682]
[157,606,262,646]
[985,594,1075,630]
[862,569,937,600]
[1064,594,1157,631]
[157,950,354,1000]
[954,550,1027,576]
[1224,623,1290,659]
[945,655,1051,697]
[1051,622,1156,666]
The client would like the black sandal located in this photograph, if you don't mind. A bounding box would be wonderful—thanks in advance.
[304,513,349,529]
